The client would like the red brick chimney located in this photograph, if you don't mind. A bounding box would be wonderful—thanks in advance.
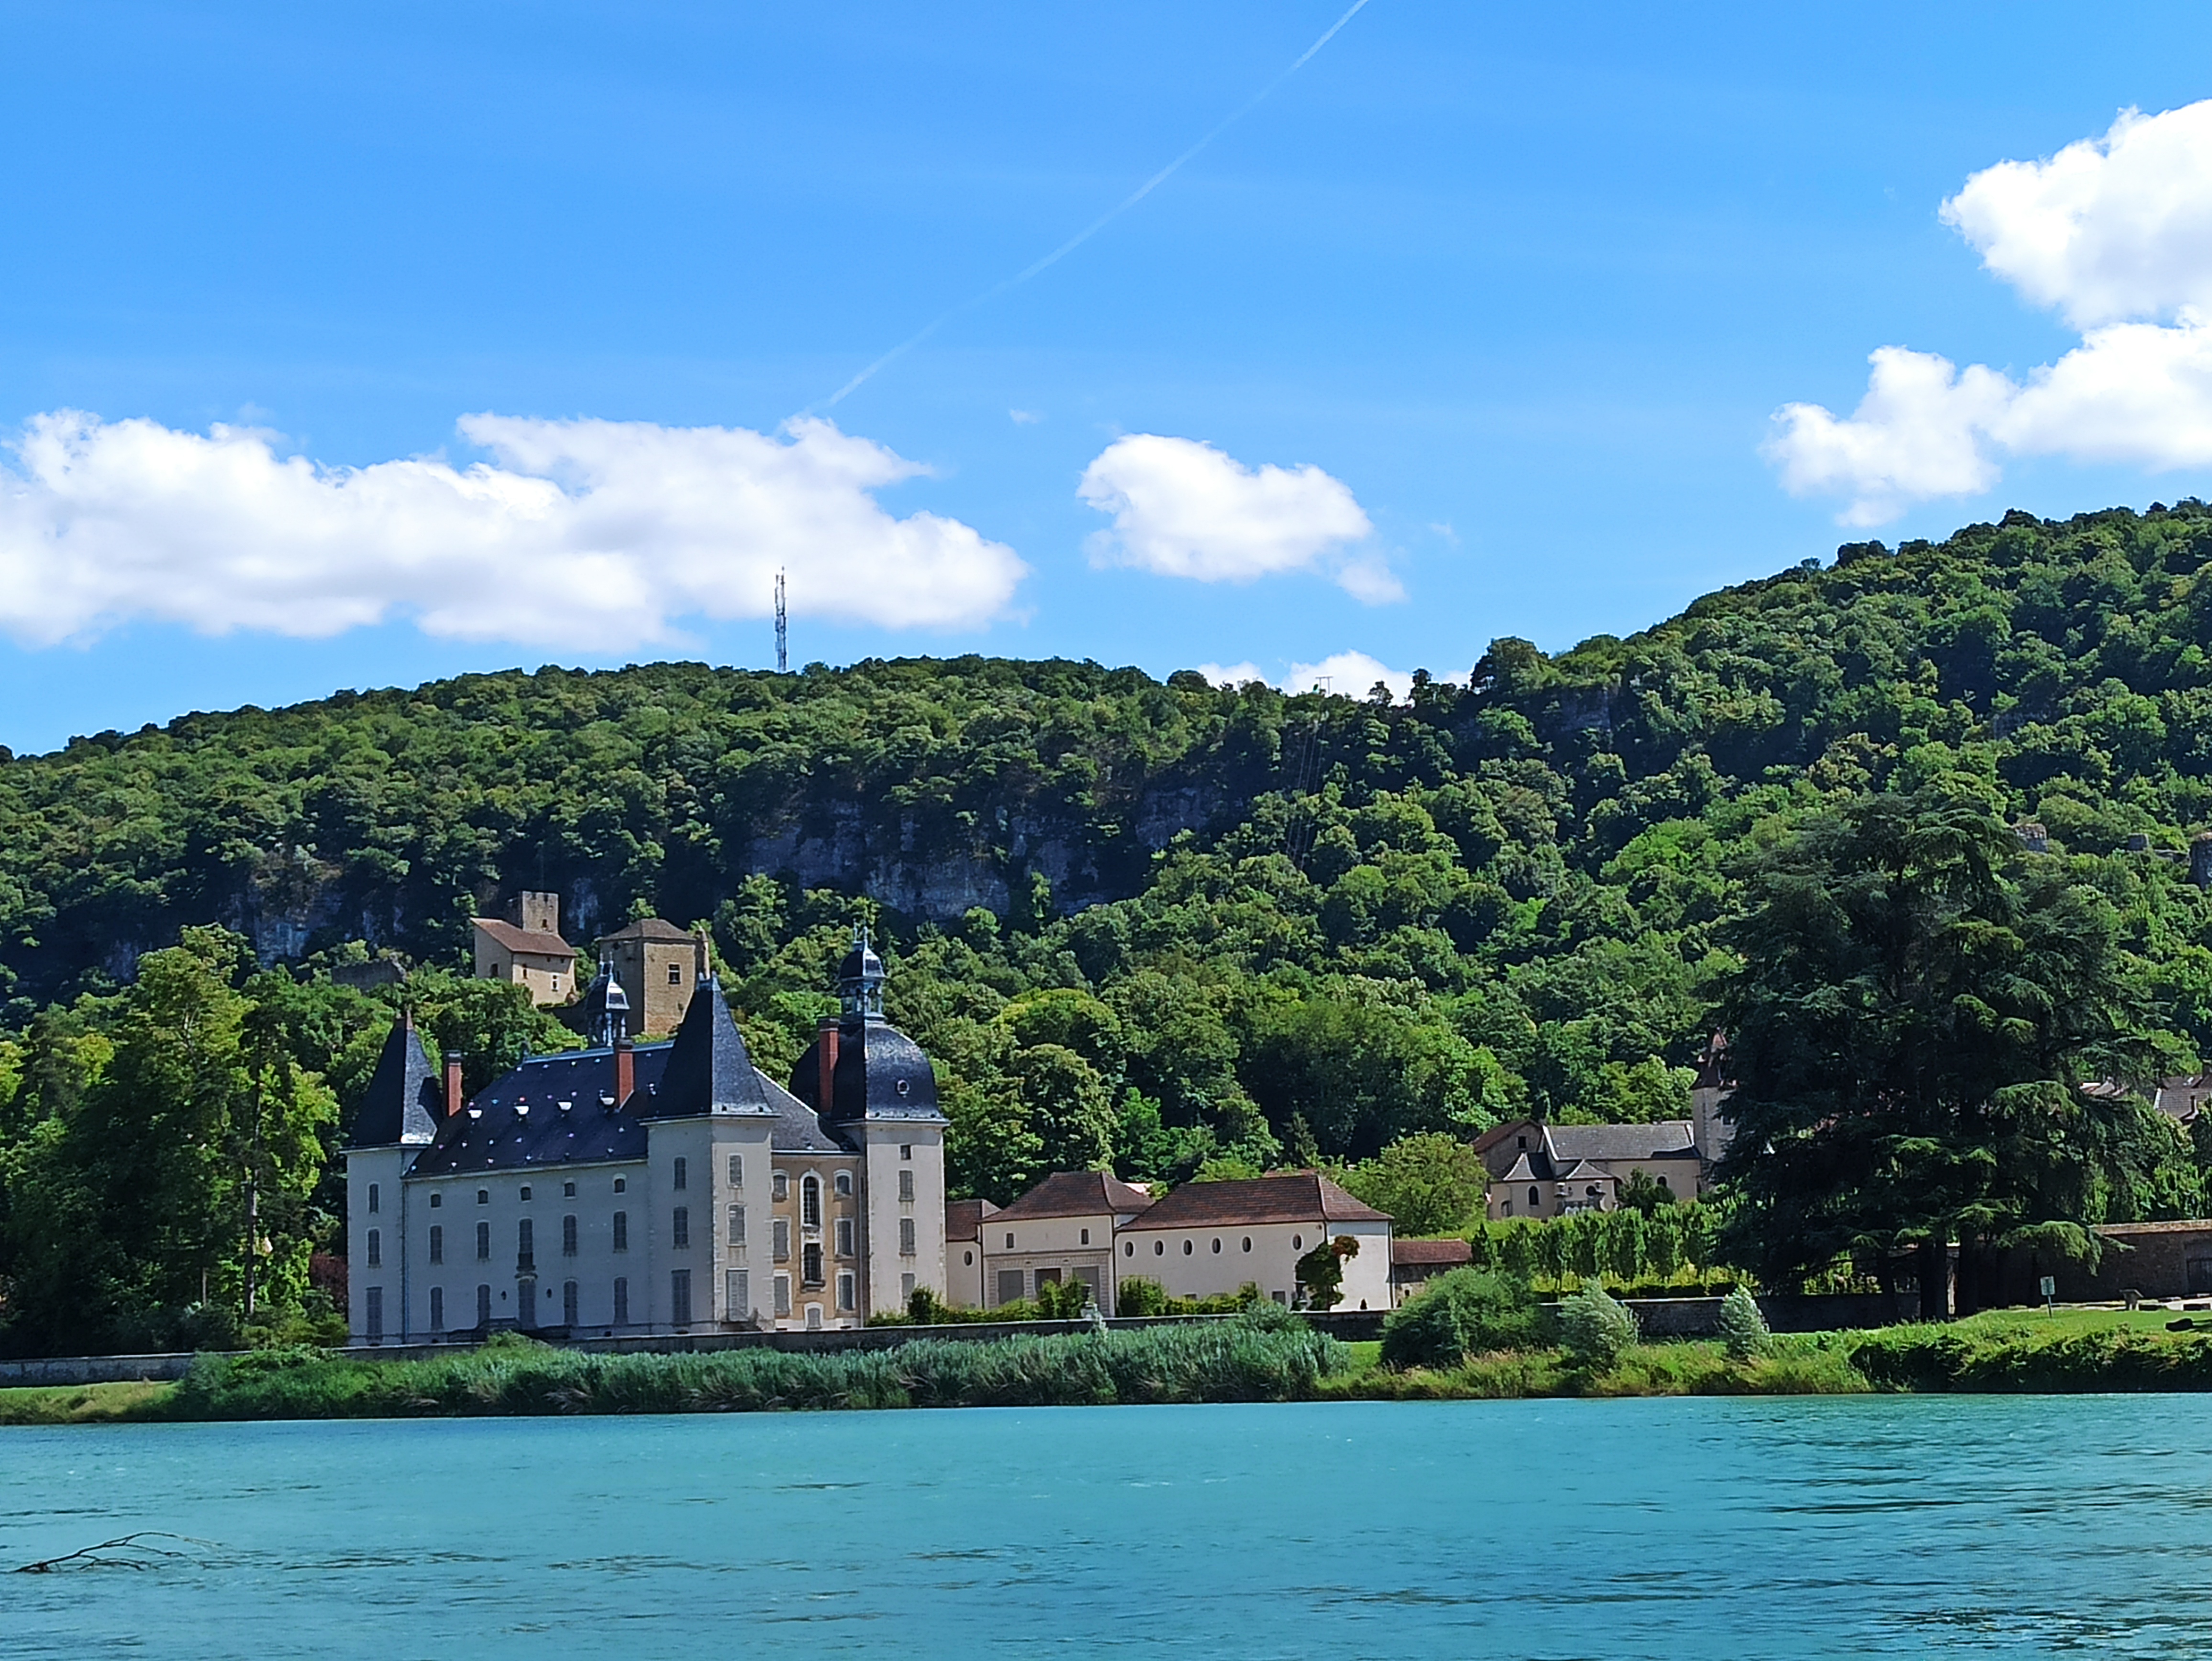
[443,1056,464,1118]
[614,1033,635,1108]
[817,1019,841,1114]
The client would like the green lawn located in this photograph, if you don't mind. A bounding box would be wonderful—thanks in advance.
[0,1380,177,1425]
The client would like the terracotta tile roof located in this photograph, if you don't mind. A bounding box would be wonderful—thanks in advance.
[944,1196,1000,1242]
[471,918,574,957]
[1391,1238,1473,1268]
[992,1170,1157,1222]
[596,916,697,943]
[1118,1172,1389,1231]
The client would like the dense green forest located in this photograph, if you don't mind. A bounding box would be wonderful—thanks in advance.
[11,499,2212,1349]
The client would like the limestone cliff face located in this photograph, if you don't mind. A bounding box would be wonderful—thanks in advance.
[151,772,1239,981]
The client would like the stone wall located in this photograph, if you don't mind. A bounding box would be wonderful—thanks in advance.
[1988,1221,2212,1305]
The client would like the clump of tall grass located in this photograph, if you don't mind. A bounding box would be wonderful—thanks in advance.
[164,1315,1348,1421]
[1847,1320,2212,1392]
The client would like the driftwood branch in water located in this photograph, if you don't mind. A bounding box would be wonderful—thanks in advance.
[14,1532,211,1573]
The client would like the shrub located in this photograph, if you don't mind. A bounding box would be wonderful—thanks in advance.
[1379,1270,1542,1371]
[1715,1286,1771,1362]
[1558,1282,1638,1372]
[1117,1277,1170,1317]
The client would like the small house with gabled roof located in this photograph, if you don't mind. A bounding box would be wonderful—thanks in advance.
[974,1170,1156,1313]
[1472,1118,1716,1220]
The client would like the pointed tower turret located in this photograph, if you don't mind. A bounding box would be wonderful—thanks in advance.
[347,1015,440,1147]
[638,974,773,1118]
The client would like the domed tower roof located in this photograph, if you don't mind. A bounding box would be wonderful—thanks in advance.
[791,930,944,1128]
[837,927,886,1020]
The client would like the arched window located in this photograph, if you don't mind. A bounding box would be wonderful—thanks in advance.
[1211,1239,1222,1254]
[802,1175,822,1228]
[367,1183,379,1215]
[1528,1186,1540,1207]
[476,1221,491,1261]
[429,1285,444,1332]
[835,1171,852,1196]
[1293,1235,1304,1251]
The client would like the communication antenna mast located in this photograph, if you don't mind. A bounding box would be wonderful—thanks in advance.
[774,569,788,672]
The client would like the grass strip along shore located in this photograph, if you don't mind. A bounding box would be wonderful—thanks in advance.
[11,1304,2212,1427]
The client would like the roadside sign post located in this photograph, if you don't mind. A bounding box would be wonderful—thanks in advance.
[2040,1274,2056,1315]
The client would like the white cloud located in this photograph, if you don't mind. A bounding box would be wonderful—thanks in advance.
[1194,660,1268,689]
[1077,433,1395,601]
[1009,409,1043,425]
[1941,103,2212,329]
[1766,347,2013,526]
[1770,99,2212,523]
[1289,650,1414,701]
[1194,649,1415,702]
[0,410,1027,649]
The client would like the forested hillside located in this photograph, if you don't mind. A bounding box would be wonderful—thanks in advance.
[11,499,2212,1349]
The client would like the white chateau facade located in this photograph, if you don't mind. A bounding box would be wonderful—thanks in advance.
[344,937,948,1344]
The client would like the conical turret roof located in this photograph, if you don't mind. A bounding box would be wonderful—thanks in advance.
[637,975,773,1118]
[347,1017,440,1147]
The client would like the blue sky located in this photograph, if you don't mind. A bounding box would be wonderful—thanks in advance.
[4,1,2212,753]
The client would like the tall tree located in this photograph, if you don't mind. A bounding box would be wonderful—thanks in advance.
[1715,786,2173,1314]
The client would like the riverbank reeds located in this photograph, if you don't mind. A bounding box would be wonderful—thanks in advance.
[1846,1314,2212,1392]
[155,1313,1348,1421]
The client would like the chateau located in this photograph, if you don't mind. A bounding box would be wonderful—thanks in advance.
[343,936,948,1344]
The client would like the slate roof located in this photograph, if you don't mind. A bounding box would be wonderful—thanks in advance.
[1479,1118,1704,1184]
[1553,1159,1617,1185]
[1117,1173,1389,1231]
[597,916,696,944]
[761,1073,854,1154]
[404,1044,669,1176]
[792,1016,946,1125]
[1544,1122,1700,1163]
[557,964,632,1038]
[348,1019,440,1148]
[470,918,574,957]
[1391,1238,1473,1268]
[992,1170,1156,1222]
[945,1197,1000,1242]
[636,977,772,1120]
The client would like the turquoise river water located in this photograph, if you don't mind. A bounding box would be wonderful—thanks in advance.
[5,1395,2212,1658]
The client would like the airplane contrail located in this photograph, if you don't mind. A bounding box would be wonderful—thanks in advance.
[809,0,1375,414]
